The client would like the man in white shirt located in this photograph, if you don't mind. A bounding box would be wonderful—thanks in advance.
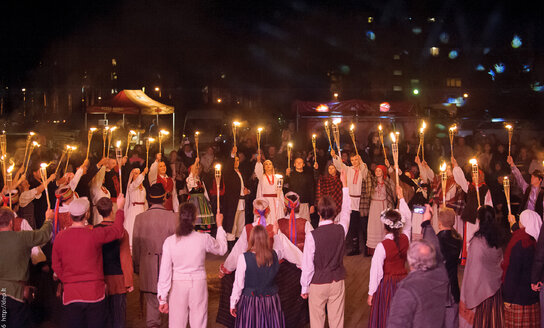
[300,171,350,328]
[332,150,367,256]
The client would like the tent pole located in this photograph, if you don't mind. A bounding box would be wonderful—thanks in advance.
[156,114,159,132]
[172,112,175,150]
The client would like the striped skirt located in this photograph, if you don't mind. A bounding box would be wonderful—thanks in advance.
[504,302,539,328]
[368,274,406,328]
[459,289,504,328]
[235,293,285,328]
[188,193,215,226]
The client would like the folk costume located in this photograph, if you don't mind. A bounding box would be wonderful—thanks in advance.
[90,166,111,225]
[124,170,147,249]
[300,186,351,328]
[149,160,179,212]
[502,210,541,328]
[453,166,493,265]
[367,198,412,328]
[364,165,397,251]
[315,166,343,218]
[186,170,214,229]
[255,160,285,223]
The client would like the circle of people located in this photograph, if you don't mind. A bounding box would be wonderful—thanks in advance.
[2,128,544,328]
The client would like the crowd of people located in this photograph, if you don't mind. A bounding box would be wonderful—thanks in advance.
[2,121,544,328]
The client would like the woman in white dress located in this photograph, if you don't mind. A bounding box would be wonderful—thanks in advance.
[254,155,284,223]
[124,167,148,250]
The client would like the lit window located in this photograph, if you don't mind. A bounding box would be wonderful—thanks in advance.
[393,86,403,91]
[411,79,420,84]
[430,47,439,56]
[393,54,400,60]
[368,17,373,23]
[393,70,402,76]
[446,78,462,87]
[112,59,117,66]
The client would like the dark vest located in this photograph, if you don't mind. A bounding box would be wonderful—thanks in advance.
[310,223,346,284]
[242,251,279,297]
[94,223,123,276]
[278,217,306,251]
[520,186,544,219]
[461,184,489,224]
[17,202,35,229]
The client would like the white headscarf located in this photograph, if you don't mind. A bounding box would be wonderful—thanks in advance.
[520,210,542,241]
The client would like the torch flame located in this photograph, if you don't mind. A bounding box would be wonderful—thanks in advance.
[312,133,316,139]
[148,137,155,143]
[233,121,241,127]
[390,132,396,143]
[116,141,121,148]
[89,127,97,132]
[332,118,341,125]
[160,129,169,135]
[110,126,117,132]
[257,127,263,132]
[7,163,14,173]
[378,124,382,131]
[40,163,48,169]
[287,142,293,148]
[422,121,427,129]
[29,131,35,136]
[505,124,513,130]
[70,146,77,151]
[195,131,200,136]
[32,141,40,147]
[129,130,136,135]
[503,176,509,182]
[420,127,425,134]
[449,125,457,131]
[350,124,355,131]
[469,158,478,165]
[324,121,328,127]
[440,162,447,172]
[215,164,222,171]
[105,126,110,131]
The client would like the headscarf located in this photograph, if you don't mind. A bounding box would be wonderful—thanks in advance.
[375,165,388,179]
[284,192,300,243]
[520,209,542,241]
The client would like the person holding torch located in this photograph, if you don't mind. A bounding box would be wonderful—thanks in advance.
[507,155,544,218]
[451,156,493,265]
[331,146,368,256]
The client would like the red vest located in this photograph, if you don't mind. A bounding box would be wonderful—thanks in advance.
[157,175,174,211]
[12,217,23,231]
[245,223,275,246]
[277,217,306,252]
[382,234,409,276]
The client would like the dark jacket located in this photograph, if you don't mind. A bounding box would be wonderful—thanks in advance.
[387,221,450,328]
[437,230,462,303]
[503,229,538,305]
[530,223,544,285]
[285,168,315,206]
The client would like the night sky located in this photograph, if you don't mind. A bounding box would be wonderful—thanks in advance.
[1,0,543,93]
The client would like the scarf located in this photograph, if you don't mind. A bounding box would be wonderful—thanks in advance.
[284,197,300,244]
[501,228,535,282]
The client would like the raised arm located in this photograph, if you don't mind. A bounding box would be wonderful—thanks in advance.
[206,214,227,256]
[508,156,529,193]
[157,238,173,305]
[450,156,469,193]
[338,171,350,237]
[254,161,264,180]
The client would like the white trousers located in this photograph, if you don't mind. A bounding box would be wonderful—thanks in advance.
[168,279,208,328]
